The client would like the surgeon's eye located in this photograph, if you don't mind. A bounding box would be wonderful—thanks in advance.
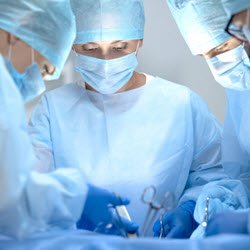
[215,42,228,53]
[113,46,127,51]
[81,44,99,53]
[41,64,55,77]
[112,43,128,52]
[41,64,50,77]
[82,47,99,52]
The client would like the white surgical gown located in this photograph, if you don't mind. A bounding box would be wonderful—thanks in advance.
[0,56,87,239]
[222,89,250,200]
[29,75,248,236]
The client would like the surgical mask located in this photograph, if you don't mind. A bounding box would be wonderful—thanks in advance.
[74,48,139,95]
[206,44,250,90]
[5,45,46,102]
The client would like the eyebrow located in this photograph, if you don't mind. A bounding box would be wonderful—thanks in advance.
[82,42,98,45]
[82,40,127,46]
[111,40,127,44]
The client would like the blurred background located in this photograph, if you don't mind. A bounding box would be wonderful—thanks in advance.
[26,0,226,122]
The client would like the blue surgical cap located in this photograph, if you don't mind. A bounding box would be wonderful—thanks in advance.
[167,0,232,55]
[71,0,145,44]
[222,0,250,16]
[0,0,76,79]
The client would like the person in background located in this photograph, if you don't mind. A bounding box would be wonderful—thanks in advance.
[166,0,250,237]
[0,0,129,240]
[28,0,248,239]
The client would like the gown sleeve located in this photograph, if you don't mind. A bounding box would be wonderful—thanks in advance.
[179,91,249,237]
[0,58,87,239]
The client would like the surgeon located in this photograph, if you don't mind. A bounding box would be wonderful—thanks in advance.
[166,0,250,237]
[0,0,131,240]
[28,0,248,239]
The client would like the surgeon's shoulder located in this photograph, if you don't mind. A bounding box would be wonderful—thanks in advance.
[42,82,84,104]
[154,77,216,117]
[45,82,83,98]
[152,76,194,104]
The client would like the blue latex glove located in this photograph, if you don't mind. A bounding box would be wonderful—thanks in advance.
[94,208,139,237]
[153,200,198,238]
[205,210,249,236]
[77,184,138,236]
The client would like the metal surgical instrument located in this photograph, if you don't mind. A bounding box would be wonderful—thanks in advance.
[141,185,174,237]
[115,205,138,238]
[159,214,164,239]
[201,197,210,228]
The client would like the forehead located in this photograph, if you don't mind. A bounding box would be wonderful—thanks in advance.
[77,40,139,46]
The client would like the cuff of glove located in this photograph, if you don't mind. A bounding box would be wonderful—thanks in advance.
[179,200,198,231]
[179,200,196,215]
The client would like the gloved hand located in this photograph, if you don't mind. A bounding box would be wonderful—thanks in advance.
[205,210,249,236]
[153,200,198,238]
[94,208,139,237]
[193,180,248,225]
[77,184,138,236]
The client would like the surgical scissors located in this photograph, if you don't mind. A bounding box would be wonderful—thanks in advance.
[141,185,175,237]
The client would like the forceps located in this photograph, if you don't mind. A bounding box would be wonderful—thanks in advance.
[159,214,164,239]
[141,185,174,237]
[201,197,210,228]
